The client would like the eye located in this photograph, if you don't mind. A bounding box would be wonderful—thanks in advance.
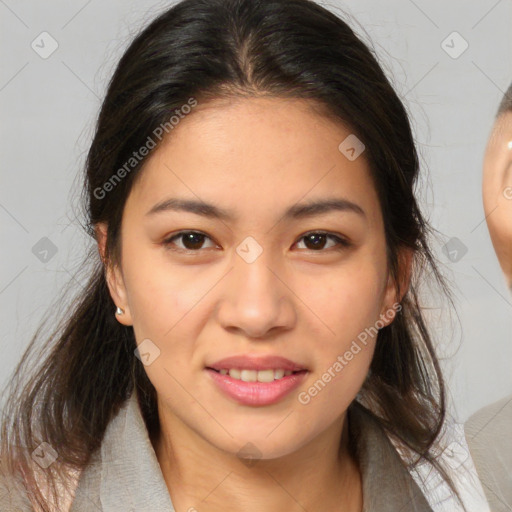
[294,231,351,252]
[162,231,217,252]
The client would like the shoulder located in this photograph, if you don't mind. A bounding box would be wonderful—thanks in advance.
[0,452,82,512]
[465,393,512,440]
[0,466,34,511]
[464,394,512,511]
[465,394,512,458]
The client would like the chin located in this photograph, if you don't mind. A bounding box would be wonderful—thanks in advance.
[212,428,310,462]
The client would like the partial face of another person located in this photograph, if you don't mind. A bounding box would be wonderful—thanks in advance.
[100,96,402,460]
[483,111,512,288]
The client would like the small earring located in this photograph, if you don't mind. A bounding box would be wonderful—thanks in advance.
[115,306,124,316]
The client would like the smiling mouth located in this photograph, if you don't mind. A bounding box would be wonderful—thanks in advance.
[204,367,309,406]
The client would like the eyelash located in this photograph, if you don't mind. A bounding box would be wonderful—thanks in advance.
[161,230,352,254]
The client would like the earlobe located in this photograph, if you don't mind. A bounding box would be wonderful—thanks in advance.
[105,265,133,326]
[94,222,133,326]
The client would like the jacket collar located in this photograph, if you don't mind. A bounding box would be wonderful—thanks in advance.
[348,402,433,512]
[71,390,174,512]
[71,392,433,512]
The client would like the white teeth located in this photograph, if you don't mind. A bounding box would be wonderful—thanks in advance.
[219,368,298,381]
[228,368,241,379]
[240,369,258,382]
[255,369,274,382]
[274,369,285,379]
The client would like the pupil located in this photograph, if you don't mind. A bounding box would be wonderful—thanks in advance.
[184,233,204,250]
[305,234,326,250]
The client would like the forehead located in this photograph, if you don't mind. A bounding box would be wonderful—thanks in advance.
[125,96,381,226]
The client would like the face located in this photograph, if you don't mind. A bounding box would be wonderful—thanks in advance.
[98,96,402,460]
[483,112,512,288]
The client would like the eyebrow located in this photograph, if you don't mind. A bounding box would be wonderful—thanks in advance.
[145,197,366,222]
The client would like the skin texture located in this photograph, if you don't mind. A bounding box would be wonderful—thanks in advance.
[96,97,407,512]
[483,111,512,288]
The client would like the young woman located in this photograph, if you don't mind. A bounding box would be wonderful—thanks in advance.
[0,0,484,510]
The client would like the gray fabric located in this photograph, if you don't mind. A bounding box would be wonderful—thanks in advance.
[0,468,34,511]
[465,394,512,512]
[1,391,434,511]
[70,392,175,512]
[69,392,433,512]
[348,403,433,512]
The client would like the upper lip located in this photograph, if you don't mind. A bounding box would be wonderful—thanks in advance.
[206,354,307,372]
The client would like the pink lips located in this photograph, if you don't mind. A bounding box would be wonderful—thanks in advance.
[205,354,308,406]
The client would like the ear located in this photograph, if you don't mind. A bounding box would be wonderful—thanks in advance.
[379,247,413,327]
[95,222,133,326]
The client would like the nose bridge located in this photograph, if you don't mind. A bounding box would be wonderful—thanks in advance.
[217,236,295,337]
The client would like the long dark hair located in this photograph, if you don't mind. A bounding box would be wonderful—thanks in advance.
[1,0,463,509]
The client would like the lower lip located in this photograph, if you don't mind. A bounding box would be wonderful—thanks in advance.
[205,368,308,406]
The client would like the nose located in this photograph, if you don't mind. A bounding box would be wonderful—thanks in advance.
[216,251,296,339]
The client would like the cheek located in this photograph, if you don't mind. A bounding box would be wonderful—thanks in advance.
[124,249,207,338]
[303,259,385,336]
[125,267,202,405]
[290,266,384,402]
[122,253,219,386]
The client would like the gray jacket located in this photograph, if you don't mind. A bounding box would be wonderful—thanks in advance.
[2,392,435,511]
[465,393,512,512]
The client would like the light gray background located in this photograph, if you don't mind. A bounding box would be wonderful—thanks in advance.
[1,0,511,422]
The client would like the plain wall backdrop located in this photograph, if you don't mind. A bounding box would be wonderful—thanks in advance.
[1,0,511,423]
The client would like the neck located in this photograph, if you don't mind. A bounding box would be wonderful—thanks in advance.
[152,402,362,512]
